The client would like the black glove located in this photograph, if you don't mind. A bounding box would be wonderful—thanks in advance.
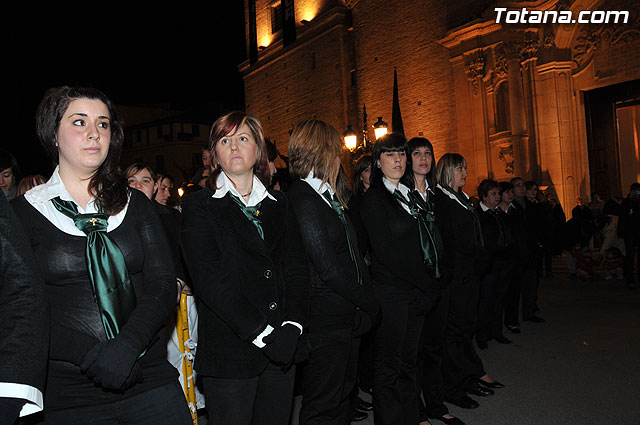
[353,310,373,337]
[80,339,140,391]
[261,324,301,366]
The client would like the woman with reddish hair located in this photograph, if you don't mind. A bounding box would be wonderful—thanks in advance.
[180,111,310,425]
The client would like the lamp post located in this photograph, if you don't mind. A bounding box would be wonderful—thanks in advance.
[373,116,388,140]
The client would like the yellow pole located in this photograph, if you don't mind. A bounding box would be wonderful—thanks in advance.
[176,292,198,424]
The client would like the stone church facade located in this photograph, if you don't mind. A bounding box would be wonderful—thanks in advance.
[240,0,640,212]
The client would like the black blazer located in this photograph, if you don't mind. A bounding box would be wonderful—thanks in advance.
[180,187,310,379]
[435,187,488,282]
[358,185,435,299]
[287,180,379,324]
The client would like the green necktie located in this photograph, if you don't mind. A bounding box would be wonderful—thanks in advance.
[50,196,136,340]
[228,193,264,239]
[394,189,442,278]
[322,190,363,286]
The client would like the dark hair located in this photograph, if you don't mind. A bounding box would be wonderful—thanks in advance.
[35,86,128,215]
[510,177,524,185]
[208,111,270,190]
[0,149,22,181]
[370,132,409,188]
[156,173,174,186]
[407,137,436,190]
[477,178,499,202]
[499,181,513,194]
[124,162,157,181]
[265,138,278,162]
[525,180,538,190]
[352,154,372,196]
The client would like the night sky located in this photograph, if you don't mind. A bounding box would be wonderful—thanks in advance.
[7,6,246,176]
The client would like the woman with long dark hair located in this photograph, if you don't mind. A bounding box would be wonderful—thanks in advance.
[434,154,501,414]
[11,86,191,424]
[180,111,309,425]
[358,133,439,425]
[406,138,464,425]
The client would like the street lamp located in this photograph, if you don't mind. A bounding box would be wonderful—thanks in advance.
[343,125,357,151]
[373,116,388,140]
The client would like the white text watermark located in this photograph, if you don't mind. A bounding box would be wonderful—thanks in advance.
[495,7,630,24]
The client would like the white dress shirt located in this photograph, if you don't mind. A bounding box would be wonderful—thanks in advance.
[24,166,129,236]
[383,177,413,214]
[302,171,334,207]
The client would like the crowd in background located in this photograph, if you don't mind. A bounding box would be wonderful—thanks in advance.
[0,85,639,425]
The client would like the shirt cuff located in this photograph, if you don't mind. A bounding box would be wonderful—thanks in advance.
[0,382,43,416]
[252,324,274,348]
[282,321,303,335]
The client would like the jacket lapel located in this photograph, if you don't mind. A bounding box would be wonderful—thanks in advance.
[207,194,270,258]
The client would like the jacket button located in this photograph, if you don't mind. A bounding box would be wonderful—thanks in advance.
[264,269,272,278]
[269,302,277,310]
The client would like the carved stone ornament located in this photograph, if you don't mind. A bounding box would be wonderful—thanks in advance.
[498,143,515,174]
[572,2,640,67]
[464,54,485,95]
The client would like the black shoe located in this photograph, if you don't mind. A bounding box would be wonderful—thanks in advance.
[476,378,505,389]
[493,335,512,344]
[476,339,489,350]
[351,409,368,422]
[523,315,545,323]
[506,324,521,333]
[466,383,494,396]
[431,415,466,425]
[356,397,373,411]
[445,395,479,409]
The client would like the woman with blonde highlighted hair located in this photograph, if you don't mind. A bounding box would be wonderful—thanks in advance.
[434,153,502,414]
[181,111,309,425]
[287,119,380,425]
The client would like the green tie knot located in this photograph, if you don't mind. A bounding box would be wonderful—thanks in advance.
[74,213,109,234]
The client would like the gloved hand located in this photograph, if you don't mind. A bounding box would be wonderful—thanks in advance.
[80,339,140,391]
[262,324,301,366]
[353,310,373,337]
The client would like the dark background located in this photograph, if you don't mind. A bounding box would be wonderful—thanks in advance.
[6,5,246,176]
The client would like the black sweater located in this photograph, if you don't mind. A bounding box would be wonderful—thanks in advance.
[11,190,178,410]
[358,185,436,301]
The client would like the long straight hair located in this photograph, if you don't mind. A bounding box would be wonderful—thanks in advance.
[35,86,128,215]
[407,137,436,190]
[208,111,270,191]
[434,153,467,192]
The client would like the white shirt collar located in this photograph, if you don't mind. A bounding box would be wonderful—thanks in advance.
[303,171,334,204]
[437,183,470,209]
[24,166,99,213]
[212,171,276,207]
[383,177,410,198]
[480,201,491,212]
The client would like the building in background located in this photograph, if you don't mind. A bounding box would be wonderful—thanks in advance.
[119,105,211,198]
[240,0,640,213]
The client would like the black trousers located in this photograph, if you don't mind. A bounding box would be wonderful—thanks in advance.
[442,277,485,401]
[477,262,513,342]
[203,363,296,425]
[39,382,192,425]
[418,283,451,420]
[373,294,425,425]
[298,322,359,425]
[520,266,539,319]
[504,266,523,326]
